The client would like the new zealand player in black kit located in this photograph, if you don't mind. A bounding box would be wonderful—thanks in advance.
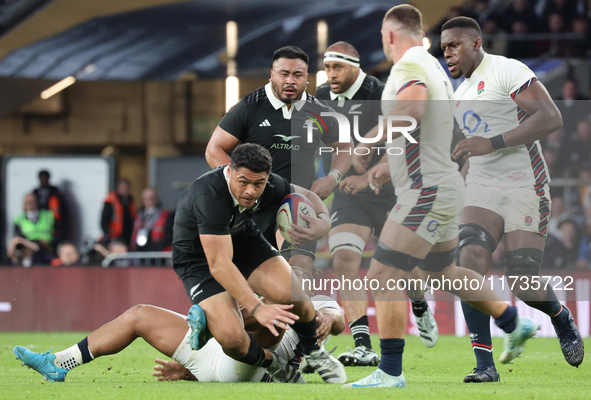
[315,42,438,366]
[172,143,346,384]
[206,46,352,274]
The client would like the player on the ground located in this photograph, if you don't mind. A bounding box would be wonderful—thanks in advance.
[205,45,352,274]
[315,41,438,367]
[345,5,540,388]
[440,16,584,382]
[13,295,344,383]
[172,143,345,384]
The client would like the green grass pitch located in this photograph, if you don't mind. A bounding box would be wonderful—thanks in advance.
[1,333,590,399]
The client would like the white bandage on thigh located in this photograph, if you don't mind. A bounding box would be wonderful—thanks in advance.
[328,232,366,256]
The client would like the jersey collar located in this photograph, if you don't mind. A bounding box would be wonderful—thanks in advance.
[329,69,366,100]
[224,166,260,213]
[466,52,489,81]
[265,82,307,120]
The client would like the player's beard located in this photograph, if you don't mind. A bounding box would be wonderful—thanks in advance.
[271,81,302,104]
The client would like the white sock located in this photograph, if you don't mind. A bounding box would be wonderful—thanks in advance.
[54,344,83,370]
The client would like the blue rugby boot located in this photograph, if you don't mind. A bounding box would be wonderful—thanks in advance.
[13,346,68,382]
[187,304,212,350]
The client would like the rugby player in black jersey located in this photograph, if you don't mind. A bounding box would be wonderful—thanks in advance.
[172,143,346,384]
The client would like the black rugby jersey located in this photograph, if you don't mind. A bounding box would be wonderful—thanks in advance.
[172,166,291,263]
[316,73,395,199]
[219,84,340,189]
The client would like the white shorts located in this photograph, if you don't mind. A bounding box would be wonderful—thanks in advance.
[388,175,465,245]
[464,183,551,237]
[171,328,266,383]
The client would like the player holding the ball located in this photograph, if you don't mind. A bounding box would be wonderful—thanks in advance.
[172,143,346,384]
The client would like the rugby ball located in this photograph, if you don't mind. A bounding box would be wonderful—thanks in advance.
[277,193,316,244]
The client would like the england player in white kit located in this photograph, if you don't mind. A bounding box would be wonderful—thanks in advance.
[441,16,584,383]
[13,296,344,383]
[346,5,540,389]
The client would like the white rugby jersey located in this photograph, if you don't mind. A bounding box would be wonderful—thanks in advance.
[382,46,460,195]
[453,53,550,189]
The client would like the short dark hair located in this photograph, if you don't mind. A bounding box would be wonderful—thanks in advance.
[442,16,482,38]
[38,170,50,179]
[230,143,272,174]
[273,46,309,65]
[384,4,423,33]
[326,41,360,59]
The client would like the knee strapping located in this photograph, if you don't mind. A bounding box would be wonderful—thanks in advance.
[329,232,366,256]
[422,248,457,271]
[504,248,543,276]
[459,223,496,253]
[373,240,423,271]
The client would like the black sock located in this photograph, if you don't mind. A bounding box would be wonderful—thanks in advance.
[293,318,320,355]
[524,286,565,321]
[77,337,93,364]
[238,333,268,367]
[350,315,372,349]
[378,338,404,376]
[461,301,494,370]
[411,299,428,318]
[494,305,517,334]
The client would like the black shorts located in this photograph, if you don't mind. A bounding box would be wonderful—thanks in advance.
[173,229,281,305]
[331,191,394,237]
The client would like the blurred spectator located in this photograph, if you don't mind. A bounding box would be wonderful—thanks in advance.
[130,188,174,253]
[548,196,567,239]
[7,193,54,267]
[100,178,136,246]
[540,0,577,29]
[562,119,591,174]
[504,0,540,32]
[94,239,131,267]
[506,20,538,58]
[543,147,565,180]
[33,170,67,245]
[482,17,507,55]
[538,13,569,56]
[467,0,499,24]
[543,218,582,269]
[576,206,591,269]
[51,241,81,267]
[571,16,591,56]
[555,78,590,135]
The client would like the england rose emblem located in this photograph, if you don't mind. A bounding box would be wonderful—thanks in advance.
[477,81,485,95]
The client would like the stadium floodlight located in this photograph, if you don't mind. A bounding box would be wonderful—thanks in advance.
[423,37,431,50]
[316,71,328,87]
[40,76,76,99]
[226,76,239,111]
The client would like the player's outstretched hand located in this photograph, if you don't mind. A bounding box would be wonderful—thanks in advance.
[254,304,299,337]
[367,163,391,195]
[452,137,495,160]
[339,174,369,195]
[289,213,331,245]
[153,358,194,381]
[310,176,338,200]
